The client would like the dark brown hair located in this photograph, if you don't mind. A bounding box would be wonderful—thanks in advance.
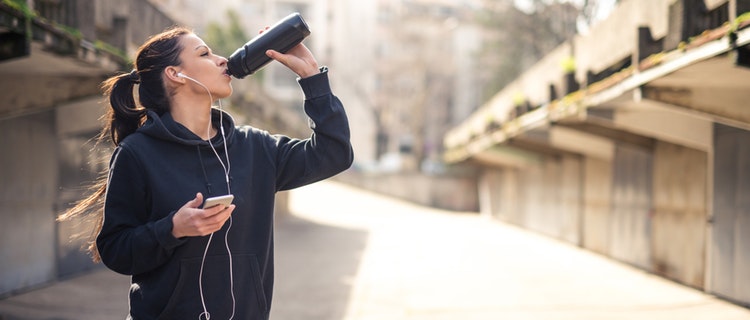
[58,26,192,261]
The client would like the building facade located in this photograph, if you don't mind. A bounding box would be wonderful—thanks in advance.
[445,0,750,307]
[0,0,176,296]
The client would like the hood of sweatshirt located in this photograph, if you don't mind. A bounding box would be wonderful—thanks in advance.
[138,108,236,147]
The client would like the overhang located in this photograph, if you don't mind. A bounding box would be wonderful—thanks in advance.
[444,23,750,165]
[0,3,127,120]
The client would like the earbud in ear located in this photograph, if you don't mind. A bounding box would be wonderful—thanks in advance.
[176,72,204,87]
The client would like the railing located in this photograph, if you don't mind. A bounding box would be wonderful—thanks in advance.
[1,0,175,64]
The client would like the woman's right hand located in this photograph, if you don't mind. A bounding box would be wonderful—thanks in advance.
[171,193,235,238]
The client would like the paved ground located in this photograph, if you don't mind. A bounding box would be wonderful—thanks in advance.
[2,180,749,319]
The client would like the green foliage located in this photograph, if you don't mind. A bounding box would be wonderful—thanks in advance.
[94,40,130,64]
[512,92,526,106]
[203,10,248,57]
[3,0,35,17]
[560,55,576,73]
[733,11,750,31]
[57,24,82,39]
[203,10,266,79]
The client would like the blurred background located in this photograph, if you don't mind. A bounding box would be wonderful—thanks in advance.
[2,0,750,317]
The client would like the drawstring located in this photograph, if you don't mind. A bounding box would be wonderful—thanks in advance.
[196,146,213,196]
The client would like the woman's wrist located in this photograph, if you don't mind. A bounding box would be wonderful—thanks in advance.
[298,66,320,79]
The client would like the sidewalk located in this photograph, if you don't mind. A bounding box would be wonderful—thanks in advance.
[275,181,750,320]
[0,267,129,320]
[2,180,749,319]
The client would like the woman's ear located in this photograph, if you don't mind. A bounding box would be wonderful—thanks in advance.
[164,66,185,84]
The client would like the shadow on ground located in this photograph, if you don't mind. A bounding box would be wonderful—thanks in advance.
[271,212,369,320]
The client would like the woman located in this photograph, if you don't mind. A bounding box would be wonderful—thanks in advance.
[60,26,353,319]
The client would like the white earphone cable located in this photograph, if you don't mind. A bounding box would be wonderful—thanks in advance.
[180,73,235,320]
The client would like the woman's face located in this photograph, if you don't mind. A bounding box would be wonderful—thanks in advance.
[176,33,233,100]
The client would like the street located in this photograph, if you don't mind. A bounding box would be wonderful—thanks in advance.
[273,181,750,320]
[1,180,749,320]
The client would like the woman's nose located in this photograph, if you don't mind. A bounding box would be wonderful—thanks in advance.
[217,56,228,66]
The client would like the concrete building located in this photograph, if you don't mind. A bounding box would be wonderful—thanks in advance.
[0,0,177,296]
[444,0,750,307]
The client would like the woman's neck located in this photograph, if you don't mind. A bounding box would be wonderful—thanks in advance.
[170,94,216,140]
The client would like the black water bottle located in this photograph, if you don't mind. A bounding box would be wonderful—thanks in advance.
[226,13,311,79]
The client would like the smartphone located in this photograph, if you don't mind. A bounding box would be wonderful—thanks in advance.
[203,194,234,209]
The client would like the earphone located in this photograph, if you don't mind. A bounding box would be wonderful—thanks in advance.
[179,71,236,320]
[177,71,231,189]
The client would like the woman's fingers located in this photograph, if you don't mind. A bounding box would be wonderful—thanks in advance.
[172,198,235,237]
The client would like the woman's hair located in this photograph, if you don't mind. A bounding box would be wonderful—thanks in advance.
[104,26,191,145]
[58,26,192,261]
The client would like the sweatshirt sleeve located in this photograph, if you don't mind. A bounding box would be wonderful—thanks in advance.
[96,146,186,275]
[272,67,354,191]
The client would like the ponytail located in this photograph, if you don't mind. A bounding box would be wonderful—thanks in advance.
[100,70,147,146]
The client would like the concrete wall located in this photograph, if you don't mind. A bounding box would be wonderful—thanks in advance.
[336,171,479,213]
[523,157,580,242]
[0,111,58,296]
[475,139,713,290]
[55,97,111,277]
[711,123,750,305]
[515,43,574,108]
[574,0,673,79]
[0,75,103,120]
[480,168,524,225]
[651,141,707,289]
[477,153,583,246]
[96,0,176,56]
[609,144,653,270]
[581,157,613,255]
[0,96,110,296]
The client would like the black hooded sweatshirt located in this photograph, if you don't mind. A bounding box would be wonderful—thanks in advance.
[97,70,353,320]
